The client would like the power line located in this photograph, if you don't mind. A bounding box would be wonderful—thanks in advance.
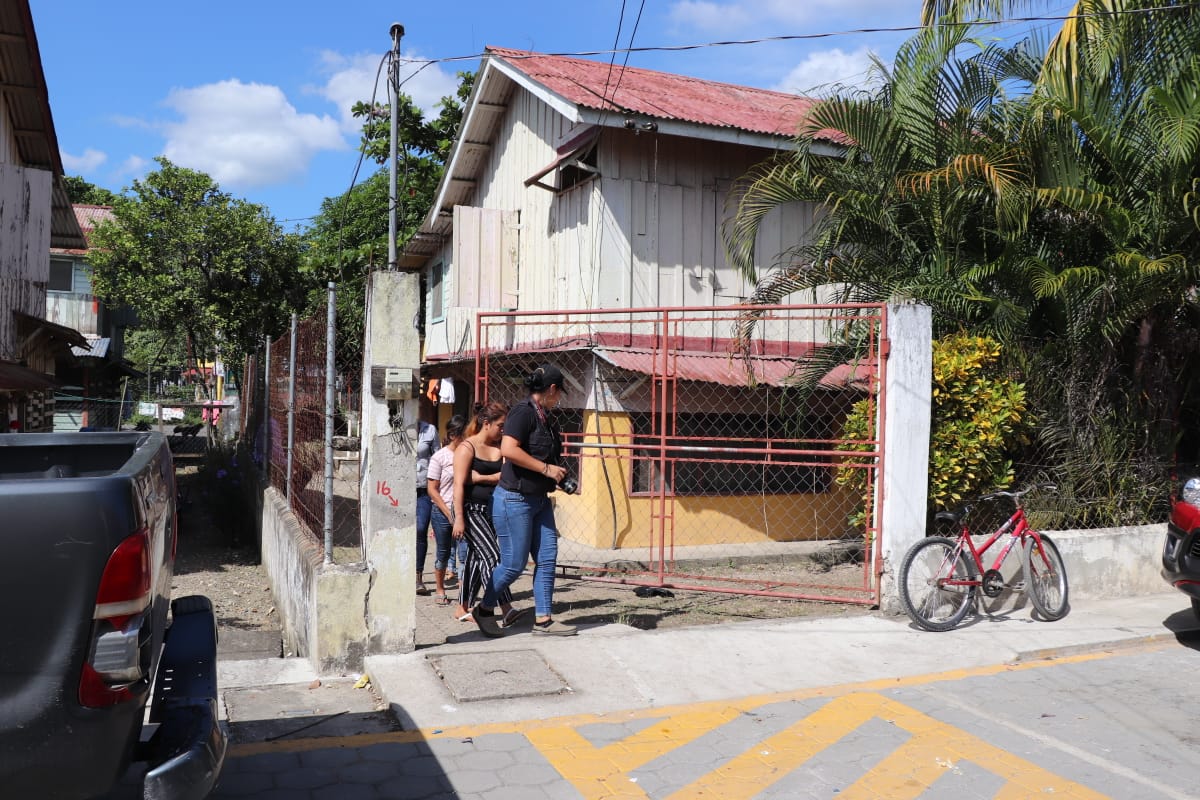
[407,3,1200,67]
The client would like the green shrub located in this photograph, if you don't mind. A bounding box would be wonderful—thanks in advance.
[835,333,1029,527]
[927,333,1028,509]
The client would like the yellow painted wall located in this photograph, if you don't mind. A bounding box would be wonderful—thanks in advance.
[554,410,861,550]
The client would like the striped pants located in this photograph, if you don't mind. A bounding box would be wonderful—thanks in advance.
[461,500,511,609]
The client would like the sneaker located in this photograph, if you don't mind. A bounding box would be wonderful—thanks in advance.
[498,607,529,629]
[471,606,505,638]
[532,619,577,636]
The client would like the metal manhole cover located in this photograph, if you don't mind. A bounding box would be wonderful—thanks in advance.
[428,649,570,702]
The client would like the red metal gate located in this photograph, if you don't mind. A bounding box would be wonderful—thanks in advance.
[473,304,886,605]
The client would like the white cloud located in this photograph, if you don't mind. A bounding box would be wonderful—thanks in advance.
[118,155,150,178]
[774,46,881,96]
[161,80,345,189]
[61,148,107,174]
[314,49,459,133]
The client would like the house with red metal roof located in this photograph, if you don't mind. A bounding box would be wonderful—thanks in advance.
[402,48,869,561]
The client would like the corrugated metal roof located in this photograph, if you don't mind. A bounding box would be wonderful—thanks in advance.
[50,205,115,255]
[71,336,109,358]
[0,359,57,391]
[73,204,114,234]
[13,310,89,350]
[487,46,839,142]
[594,347,872,390]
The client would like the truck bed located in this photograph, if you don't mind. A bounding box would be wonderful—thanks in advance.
[0,431,151,479]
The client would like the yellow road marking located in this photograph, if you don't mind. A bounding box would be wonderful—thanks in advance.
[669,694,1106,800]
[667,695,880,800]
[527,709,744,799]
[222,645,1147,799]
[230,643,1146,759]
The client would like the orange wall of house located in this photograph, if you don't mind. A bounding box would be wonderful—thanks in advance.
[553,410,860,551]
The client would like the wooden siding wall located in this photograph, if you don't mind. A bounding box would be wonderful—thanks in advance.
[0,162,51,359]
[45,256,100,335]
[425,87,824,359]
[0,92,13,164]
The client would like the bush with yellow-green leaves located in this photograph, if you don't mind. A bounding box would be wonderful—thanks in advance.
[835,333,1029,528]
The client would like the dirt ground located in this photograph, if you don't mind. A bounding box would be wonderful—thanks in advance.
[170,467,279,632]
[169,466,875,637]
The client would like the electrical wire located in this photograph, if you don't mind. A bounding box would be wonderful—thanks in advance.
[407,3,1200,67]
[600,0,628,107]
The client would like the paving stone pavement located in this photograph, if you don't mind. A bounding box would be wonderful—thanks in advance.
[204,638,1200,799]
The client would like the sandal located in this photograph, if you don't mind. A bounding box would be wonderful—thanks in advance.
[435,594,452,606]
[415,584,433,596]
[455,610,472,622]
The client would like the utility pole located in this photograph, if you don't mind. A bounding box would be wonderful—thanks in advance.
[387,22,404,271]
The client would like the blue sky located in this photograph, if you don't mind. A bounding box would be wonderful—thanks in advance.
[29,1,1050,230]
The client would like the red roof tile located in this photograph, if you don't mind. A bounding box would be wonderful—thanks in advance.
[488,47,839,142]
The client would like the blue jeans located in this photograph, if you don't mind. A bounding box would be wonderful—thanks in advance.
[485,485,559,617]
[430,507,454,570]
[416,489,431,575]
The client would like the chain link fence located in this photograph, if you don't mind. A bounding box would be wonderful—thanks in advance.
[463,304,886,605]
[253,285,362,563]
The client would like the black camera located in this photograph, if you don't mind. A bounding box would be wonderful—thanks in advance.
[558,474,580,495]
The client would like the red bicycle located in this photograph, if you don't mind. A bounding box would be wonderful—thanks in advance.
[898,486,1069,631]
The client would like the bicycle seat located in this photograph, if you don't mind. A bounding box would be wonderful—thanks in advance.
[935,509,966,526]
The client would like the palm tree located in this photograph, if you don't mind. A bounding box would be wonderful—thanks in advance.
[727,1,1200,522]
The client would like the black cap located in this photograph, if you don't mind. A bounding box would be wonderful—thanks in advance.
[527,363,566,392]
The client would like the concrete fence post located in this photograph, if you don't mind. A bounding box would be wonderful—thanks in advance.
[359,271,421,654]
[878,302,933,612]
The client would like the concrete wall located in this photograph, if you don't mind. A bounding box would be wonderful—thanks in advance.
[260,488,319,661]
[968,524,1166,618]
[260,487,371,675]
[1052,524,1165,600]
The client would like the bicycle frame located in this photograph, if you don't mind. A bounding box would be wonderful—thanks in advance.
[941,507,1041,588]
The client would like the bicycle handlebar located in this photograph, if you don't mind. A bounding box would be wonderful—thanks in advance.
[985,484,1056,501]
[948,484,1057,513]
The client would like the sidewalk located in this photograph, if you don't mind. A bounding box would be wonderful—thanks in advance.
[364,590,1200,731]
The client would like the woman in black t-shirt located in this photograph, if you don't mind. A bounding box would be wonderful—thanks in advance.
[471,364,577,637]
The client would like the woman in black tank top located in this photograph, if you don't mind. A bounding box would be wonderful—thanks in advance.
[452,402,524,626]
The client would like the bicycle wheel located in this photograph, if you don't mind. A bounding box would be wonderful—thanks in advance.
[898,536,978,632]
[1022,534,1069,620]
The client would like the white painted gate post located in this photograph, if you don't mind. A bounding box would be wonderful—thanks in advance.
[878,302,932,611]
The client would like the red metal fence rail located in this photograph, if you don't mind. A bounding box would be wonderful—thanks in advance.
[472,303,887,605]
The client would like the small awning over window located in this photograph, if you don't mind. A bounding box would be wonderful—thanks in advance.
[524,126,600,191]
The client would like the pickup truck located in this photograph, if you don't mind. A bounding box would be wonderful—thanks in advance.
[0,432,226,799]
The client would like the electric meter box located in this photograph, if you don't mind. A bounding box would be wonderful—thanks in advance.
[371,366,415,400]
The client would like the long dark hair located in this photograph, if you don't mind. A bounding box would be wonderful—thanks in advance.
[443,414,467,444]
[466,402,507,437]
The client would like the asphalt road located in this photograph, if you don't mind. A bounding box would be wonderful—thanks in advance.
[132,632,1199,799]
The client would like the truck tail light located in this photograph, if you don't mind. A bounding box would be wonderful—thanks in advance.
[79,528,153,708]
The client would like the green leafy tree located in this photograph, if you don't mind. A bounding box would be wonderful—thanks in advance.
[302,71,473,348]
[88,158,308,373]
[63,175,119,206]
[304,71,473,279]
[728,2,1200,524]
